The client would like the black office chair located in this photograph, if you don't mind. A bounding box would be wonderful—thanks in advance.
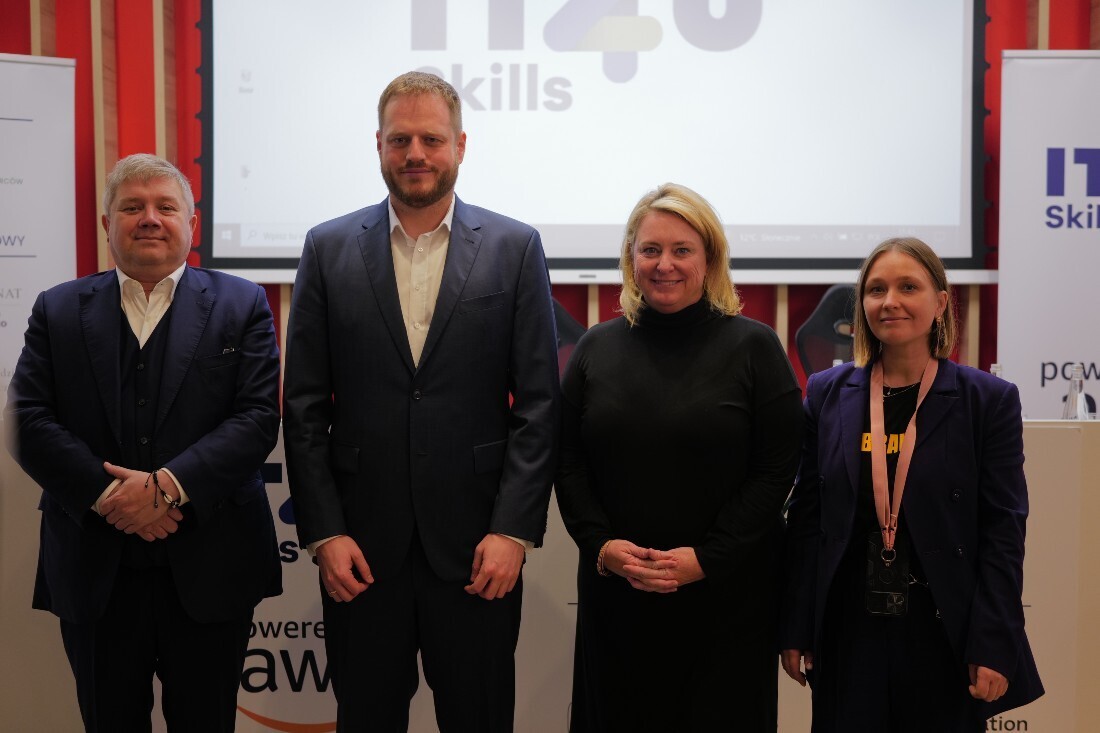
[554,299,587,377]
[795,284,855,377]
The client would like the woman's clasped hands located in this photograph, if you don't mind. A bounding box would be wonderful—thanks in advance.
[602,540,706,592]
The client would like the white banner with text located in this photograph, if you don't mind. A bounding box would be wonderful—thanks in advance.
[0,53,76,399]
[999,51,1100,419]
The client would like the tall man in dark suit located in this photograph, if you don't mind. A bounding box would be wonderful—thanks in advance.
[283,71,560,732]
[5,154,282,732]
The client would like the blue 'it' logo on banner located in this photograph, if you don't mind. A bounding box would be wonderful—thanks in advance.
[1045,147,1100,229]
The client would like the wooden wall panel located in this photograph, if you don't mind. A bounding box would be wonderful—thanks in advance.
[34,0,57,56]
[1093,0,1100,47]
[161,0,176,162]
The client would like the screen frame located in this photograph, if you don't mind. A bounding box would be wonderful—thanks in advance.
[195,1,988,280]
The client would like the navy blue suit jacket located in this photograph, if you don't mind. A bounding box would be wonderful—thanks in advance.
[282,197,560,583]
[5,267,283,624]
[782,359,1043,717]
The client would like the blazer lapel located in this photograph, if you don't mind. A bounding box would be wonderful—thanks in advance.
[79,274,123,447]
[838,365,868,495]
[418,198,481,369]
[157,267,212,431]
[358,203,416,374]
[914,358,959,448]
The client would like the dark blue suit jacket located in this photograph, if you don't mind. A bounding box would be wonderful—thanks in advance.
[5,267,282,624]
[782,359,1043,717]
[282,197,560,583]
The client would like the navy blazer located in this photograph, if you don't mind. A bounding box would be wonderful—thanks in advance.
[782,359,1043,717]
[282,197,560,583]
[5,267,283,624]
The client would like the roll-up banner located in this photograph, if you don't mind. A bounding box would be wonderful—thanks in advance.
[999,51,1100,419]
[0,53,76,399]
[0,52,78,732]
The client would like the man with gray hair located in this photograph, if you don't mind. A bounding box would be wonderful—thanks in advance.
[6,153,282,731]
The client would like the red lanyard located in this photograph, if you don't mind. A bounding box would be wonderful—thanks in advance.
[869,358,938,559]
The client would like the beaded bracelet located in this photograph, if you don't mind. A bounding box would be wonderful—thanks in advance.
[596,539,613,577]
[145,469,181,510]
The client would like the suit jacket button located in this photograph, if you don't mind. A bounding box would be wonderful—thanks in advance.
[412,389,422,400]
[951,490,961,502]
[955,545,965,558]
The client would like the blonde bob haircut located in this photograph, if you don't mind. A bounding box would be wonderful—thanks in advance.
[619,183,742,326]
[853,237,958,366]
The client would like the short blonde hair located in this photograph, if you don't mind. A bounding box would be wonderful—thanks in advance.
[853,237,957,365]
[378,71,462,134]
[103,154,194,217]
[619,183,742,325]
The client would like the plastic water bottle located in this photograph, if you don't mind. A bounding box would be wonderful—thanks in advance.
[1062,363,1089,420]
[990,363,1003,379]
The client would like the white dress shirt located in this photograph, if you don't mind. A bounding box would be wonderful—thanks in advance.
[93,265,190,514]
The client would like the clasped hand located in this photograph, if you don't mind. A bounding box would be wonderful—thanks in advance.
[99,462,184,542]
[604,540,704,593]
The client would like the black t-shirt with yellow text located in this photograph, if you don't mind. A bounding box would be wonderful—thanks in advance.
[855,384,926,582]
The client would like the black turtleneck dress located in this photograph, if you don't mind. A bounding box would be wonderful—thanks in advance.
[556,300,803,732]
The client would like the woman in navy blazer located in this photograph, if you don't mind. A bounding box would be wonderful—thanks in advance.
[780,238,1042,732]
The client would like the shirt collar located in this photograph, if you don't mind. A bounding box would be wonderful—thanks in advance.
[116,262,187,298]
[387,196,455,242]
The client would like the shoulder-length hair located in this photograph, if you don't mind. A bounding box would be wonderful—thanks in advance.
[618,183,741,325]
[853,237,958,365]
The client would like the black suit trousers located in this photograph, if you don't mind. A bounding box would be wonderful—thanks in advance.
[59,566,253,733]
[323,535,522,733]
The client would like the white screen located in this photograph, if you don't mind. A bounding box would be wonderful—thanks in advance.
[209,0,975,278]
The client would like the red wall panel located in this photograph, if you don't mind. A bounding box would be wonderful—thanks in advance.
[1050,0,1092,47]
[0,0,32,55]
[981,1,1029,370]
[176,0,203,261]
[54,0,99,277]
[551,284,587,329]
[114,0,156,158]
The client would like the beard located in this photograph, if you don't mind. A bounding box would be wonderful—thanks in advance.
[381,162,459,209]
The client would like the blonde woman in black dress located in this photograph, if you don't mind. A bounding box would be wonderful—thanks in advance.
[557,183,802,732]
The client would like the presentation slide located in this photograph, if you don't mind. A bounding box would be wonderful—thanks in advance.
[207,0,977,278]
